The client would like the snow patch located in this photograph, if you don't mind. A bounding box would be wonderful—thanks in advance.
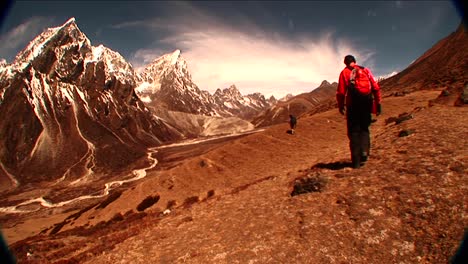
[170,49,181,65]
[0,162,19,187]
[140,95,152,103]
[223,101,234,109]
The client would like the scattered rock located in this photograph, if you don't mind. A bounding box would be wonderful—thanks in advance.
[183,196,200,208]
[385,112,413,125]
[109,213,124,222]
[291,172,329,196]
[398,129,414,137]
[136,195,160,212]
[207,190,215,198]
[163,209,171,215]
[166,200,177,209]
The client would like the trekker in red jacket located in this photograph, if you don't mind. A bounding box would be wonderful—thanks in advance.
[337,55,382,168]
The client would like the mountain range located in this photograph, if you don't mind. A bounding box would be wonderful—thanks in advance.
[136,50,275,119]
[0,18,277,189]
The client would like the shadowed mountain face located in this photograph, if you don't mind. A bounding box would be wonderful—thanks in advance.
[379,23,468,102]
[0,18,182,188]
[252,80,338,127]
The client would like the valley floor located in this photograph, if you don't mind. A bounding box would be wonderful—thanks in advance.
[7,90,468,263]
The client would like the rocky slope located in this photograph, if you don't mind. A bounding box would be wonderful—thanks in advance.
[0,18,182,190]
[252,80,337,127]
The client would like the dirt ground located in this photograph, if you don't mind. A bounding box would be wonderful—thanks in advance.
[6,89,468,263]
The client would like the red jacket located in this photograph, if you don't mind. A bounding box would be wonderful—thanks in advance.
[336,65,381,113]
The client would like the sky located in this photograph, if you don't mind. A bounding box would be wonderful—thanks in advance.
[0,1,464,99]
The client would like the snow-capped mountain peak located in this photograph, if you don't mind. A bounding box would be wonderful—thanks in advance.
[87,45,136,85]
[135,49,221,116]
[214,85,243,100]
[212,84,274,119]
[136,49,191,94]
[135,48,275,119]
[144,49,187,78]
[12,17,90,71]
[169,49,181,65]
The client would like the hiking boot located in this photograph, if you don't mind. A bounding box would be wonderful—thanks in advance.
[360,152,368,166]
[351,154,361,169]
[352,158,361,169]
[352,161,360,169]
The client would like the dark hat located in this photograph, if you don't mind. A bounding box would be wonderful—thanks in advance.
[344,55,356,66]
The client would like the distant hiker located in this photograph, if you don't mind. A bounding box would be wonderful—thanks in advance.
[289,115,297,134]
[337,55,382,168]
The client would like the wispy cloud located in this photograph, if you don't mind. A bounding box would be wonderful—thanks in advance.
[0,16,55,62]
[110,20,147,30]
[128,2,375,99]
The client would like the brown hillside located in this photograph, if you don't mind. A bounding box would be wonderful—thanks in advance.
[380,23,468,99]
[7,89,467,263]
[252,81,337,127]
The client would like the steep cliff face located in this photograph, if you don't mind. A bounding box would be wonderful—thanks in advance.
[0,18,182,186]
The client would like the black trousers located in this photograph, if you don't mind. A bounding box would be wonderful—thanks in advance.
[346,103,372,167]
